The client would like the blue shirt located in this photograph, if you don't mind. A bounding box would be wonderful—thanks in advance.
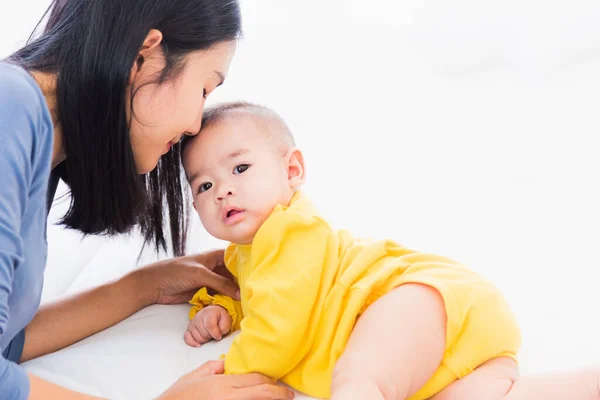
[0,63,54,400]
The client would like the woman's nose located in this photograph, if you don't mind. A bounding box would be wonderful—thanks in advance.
[186,114,203,136]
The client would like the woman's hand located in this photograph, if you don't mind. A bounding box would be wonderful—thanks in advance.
[157,360,294,400]
[22,249,238,362]
[136,249,240,306]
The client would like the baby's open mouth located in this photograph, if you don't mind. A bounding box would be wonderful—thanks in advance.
[223,207,245,224]
[227,209,241,218]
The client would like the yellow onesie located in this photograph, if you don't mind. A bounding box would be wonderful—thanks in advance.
[189,191,521,399]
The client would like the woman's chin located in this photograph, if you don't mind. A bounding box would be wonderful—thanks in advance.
[136,158,160,175]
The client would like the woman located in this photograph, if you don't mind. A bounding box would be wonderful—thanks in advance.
[0,0,294,399]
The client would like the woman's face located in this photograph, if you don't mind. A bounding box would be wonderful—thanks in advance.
[128,40,237,174]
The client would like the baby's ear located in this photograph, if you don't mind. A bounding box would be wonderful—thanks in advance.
[285,148,306,189]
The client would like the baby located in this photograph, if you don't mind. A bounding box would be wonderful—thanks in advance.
[181,102,600,400]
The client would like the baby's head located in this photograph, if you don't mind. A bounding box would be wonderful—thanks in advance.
[182,102,305,245]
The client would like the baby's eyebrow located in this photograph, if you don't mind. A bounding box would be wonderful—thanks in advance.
[187,170,202,184]
[187,149,249,183]
[222,148,249,161]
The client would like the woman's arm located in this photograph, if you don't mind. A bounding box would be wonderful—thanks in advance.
[28,374,103,399]
[0,66,59,397]
[21,270,147,362]
[21,251,239,362]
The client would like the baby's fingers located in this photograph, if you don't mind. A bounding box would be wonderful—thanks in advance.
[190,321,212,345]
[218,311,232,335]
[184,330,201,348]
[205,312,223,340]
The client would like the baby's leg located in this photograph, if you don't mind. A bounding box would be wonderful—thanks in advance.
[432,357,600,400]
[330,283,447,400]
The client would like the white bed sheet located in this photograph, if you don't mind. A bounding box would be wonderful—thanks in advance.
[21,304,313,400]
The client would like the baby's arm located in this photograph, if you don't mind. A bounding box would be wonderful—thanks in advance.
[185,287,244,347]
[224,212,333,381]
[185,305,232,347]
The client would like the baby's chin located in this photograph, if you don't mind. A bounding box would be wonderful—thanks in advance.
[221,233,256,245]
[214,225,259,245]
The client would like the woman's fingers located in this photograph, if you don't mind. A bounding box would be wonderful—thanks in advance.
[226,372,276,388]
[189,359,225,377]
[196,268,240,300]
[186,361,295,399]
[235,384,295,400]
[191,249,225,271]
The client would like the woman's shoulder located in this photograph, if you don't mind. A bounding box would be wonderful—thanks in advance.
[0,62,53,149]
[0,62,49,118]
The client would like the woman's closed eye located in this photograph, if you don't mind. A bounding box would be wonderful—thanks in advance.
[197,182,212,194]
[233,164,250,175]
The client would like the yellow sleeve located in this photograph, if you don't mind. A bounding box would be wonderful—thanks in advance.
[188,287,244,332]
[188,242,244,331]
[223,242,240,279]
[224,212,332,380]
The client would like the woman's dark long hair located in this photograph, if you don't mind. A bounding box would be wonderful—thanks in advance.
[8,0,242,256]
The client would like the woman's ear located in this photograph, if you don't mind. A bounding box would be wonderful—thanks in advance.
[129,29,164,85]
[285,148,306,189]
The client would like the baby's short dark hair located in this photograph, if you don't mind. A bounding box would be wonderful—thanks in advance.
[182,101,296,153]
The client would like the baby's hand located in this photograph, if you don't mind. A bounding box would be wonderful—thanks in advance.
[185,305,232,348]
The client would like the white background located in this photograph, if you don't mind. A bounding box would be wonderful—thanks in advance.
[2,0,600,383]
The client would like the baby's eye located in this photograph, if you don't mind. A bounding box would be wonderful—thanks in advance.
[233,164,250,175]
[202,88,207,99]
[198,182,212,194]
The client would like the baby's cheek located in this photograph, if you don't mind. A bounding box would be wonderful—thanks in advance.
[198,209,218,233]
[197,201,213,218]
